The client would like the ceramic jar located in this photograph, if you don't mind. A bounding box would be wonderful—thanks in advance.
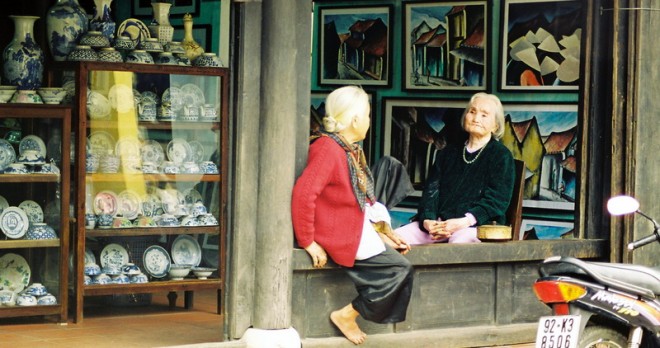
[149,2,174,44]
[181,13,204,61]
[67,45,98,61]
[193,53,222,67]
[97,47,123,63]
[46,0,88,62]
[2,16,45,90]
[90,0,115,43]
[125,49,154,64]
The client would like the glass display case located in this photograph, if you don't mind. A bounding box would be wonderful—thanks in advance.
[0,104,71,323]
[68,62,228,323]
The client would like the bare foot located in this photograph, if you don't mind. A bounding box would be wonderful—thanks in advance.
[330,304,366,345]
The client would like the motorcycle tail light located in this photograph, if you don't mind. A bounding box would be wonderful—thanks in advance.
[533,280,587,304]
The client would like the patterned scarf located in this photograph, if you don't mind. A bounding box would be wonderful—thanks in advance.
[318,132,375,211]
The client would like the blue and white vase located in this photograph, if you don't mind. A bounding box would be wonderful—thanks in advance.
[46,0,88,62]
[2,16,45,90]
[90,0,115,44]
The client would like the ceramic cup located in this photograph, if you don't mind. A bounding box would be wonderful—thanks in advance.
[161,161,179,174]
[96,213,113,228]
[4,129,22,144]
[85,213,97,229]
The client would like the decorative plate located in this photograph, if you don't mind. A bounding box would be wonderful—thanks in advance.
[162,87,184,112]
[184,188,203,205]
[108,84,135,113]
[187,140,205,163]
[115,137,142,158]
[0,195,9,214]
[87,90,111,120]
[18,135,47,158]
[88,131,116,156]
[117,190,141,220]
[0,207,30,239]
[99,243,130,270]
[0,253,30,293]
[171,234,202,266]
[117,18,151,49]
[141,193,163,217]
[84,248,96,266]
[142,245,171,278]
[18,200,44,224]
[93,190,119,216]
[180,83,206,107]
[0,139,17,171]
[140,140,165,165]
[166,138,192,164]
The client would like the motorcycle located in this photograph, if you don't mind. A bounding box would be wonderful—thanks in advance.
[532,195,660,348]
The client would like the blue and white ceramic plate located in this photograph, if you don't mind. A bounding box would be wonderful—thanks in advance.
[115,137,141,158]
[99,243,129,270]
[84,248,96,266]
[183,188,203,205]
[187,140,205,163]
[0,253,30,293]
[0,139,17,171]
[162,87,184,112]
[142,245,171,278]
[171,234,202,267]
[117,18,150,49]
[18,135,47,158]
[18,200,44,224]
[0,207,30,239]
[88,131,116,156]
[166,138,192,164]
[117,190,141,220]
[180,84,205,107]
[140,140,165,166]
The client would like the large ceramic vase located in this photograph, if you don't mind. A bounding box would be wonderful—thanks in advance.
[2,16,45,90]
[149,2,174,44]
[46,0,89,62]
[181,13,204,61]
[90,0,115,43]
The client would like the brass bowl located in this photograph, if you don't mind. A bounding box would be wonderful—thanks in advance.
[477,224,512,241]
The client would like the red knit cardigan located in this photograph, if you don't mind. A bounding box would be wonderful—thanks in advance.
[291,136,366,267]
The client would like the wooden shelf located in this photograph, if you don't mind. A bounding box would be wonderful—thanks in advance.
[0,239,60,249]
[86,226,219,237]
[89,119,221,131]
[0,305,62,318]
[0,174,60,183]
[83,278,222,296]
[86,173,221,183]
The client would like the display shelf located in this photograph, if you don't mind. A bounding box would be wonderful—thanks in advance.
[0,105,71,323]
[65,61,228,323]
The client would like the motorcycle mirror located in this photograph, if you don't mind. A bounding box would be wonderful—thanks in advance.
[607,195,640,215]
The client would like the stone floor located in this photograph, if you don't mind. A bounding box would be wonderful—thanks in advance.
[0,289,536,347]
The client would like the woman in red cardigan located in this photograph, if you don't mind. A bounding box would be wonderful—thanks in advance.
[292,86,413,345]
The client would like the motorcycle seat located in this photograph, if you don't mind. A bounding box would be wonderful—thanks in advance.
[540,256,660,299]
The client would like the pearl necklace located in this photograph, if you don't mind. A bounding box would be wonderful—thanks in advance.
[462,144,485,164]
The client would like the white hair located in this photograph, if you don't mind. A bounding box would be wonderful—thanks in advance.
[322,86,369,133]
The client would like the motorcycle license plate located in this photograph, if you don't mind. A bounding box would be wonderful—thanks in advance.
[535,315,581,348]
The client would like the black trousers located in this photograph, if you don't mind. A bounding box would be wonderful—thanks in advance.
[343,245,414,324]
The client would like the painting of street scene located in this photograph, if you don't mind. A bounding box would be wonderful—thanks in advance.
[501,0,584,90]
[319,6,390,86]
[404,2,487,90]
[500,104,578,210]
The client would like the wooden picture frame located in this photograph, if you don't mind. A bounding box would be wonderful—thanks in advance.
[133,0,201,17]
[500,103,579,210]
[382,98,468,195]
[317,5,392,87]
[520,218,574,240]
[403,1,488,91]
[499,0,585,91]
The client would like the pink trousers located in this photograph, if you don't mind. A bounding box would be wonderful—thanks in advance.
[394,221,481,245]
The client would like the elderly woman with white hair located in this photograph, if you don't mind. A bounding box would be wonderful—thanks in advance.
[397,92,516,244]
[292,85,413,345]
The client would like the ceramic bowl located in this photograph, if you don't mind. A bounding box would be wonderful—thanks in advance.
[4,163,28,174]
[79,31,110,48]
[190,202,207,217]
[140,38,164,52]
[130,272,149,284]
[133,215,157,228]
[16,294,37,306]
[97,47,123,63]
[200,161,219,174]
[114,35,136,50]
[112,216,132,228]
[155,52,178,65]
[191,267,216,280]
[92,273,112,285]
[193,52,222,67]
[25,223,58,240]
[0,86,17,103]
[168,264,192,280]
[112,274,131,284]
[24,283,48,296]
[37,293,57,306]
[158,213,180,227]
[101,266,122,276]
[84,263,102,276]
[121,263,141,275]
[67,45,99,61]
[10,90,43,104]
[125,49,155,64]
[197,213,218,226]
[0,290,16,306]
[96,213,113,228]
[18,149,46,164]
[180,215,198,227]
[37,87,67,104]
[83,275,92,285]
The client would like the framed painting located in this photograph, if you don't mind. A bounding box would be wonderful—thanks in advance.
[133,0,201,17]
[403,1,488,91]
[500,0,586,91]
[520,219,574,240]
[310,91,375,161]
[382,98,468,194]
[318,5,392,87]
[499,103,579,210]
